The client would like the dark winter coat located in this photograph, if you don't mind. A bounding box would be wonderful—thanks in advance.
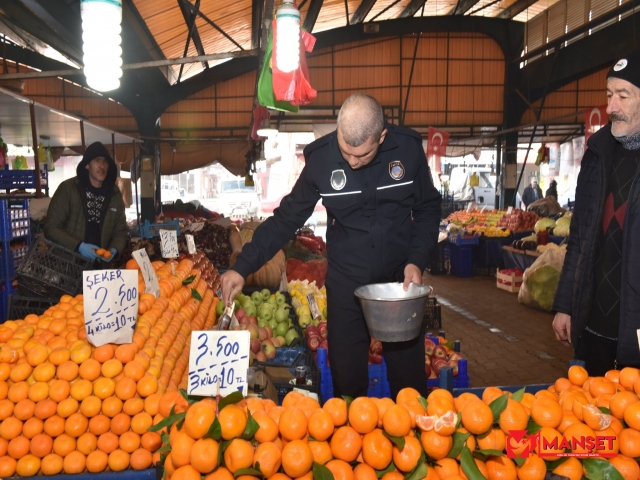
[44,144,128,258]
[553,124,640,364]
[522,185,543,207]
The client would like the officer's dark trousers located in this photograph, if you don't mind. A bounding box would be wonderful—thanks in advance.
[326,276,429,399]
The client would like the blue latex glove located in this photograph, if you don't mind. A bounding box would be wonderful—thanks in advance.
[78,243,100,260]
[103,248,117,263]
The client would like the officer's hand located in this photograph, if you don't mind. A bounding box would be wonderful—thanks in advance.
[78,243,100,260]
[553,313,572,347]
[221,270,245,305]
[103,248,118,263]
[403,264,422,291]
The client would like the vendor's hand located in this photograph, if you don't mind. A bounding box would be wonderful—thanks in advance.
[221,270,245,306]
[78,243,100,260]
[553,313,572,346]
[103,248,117,263]
[403,264,423,291]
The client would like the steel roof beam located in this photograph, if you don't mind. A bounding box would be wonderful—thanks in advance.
[251,0,264,49]
[179,0,245,51]
[451,0,483,15]
[303,0,324,32]
[496,0,538,19]
[177,0,208,81]
[350,0,378,24]
[398,0,427,18]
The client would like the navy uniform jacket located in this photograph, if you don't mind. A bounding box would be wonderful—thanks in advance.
[231,123,442,286]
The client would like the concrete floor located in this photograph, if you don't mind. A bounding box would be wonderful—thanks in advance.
[423,272,574,388]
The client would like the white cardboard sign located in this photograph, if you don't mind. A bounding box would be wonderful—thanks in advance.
[507,206,513,215]
[159,229,179,258]
[187,330,250,396]
[132,248,160,298]
[83,270,139,347]
[186,234,197,255]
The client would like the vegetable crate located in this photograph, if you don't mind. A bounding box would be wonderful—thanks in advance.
[496,268,523,293]
[444,244,474,278]
[448,233,480,246]
[6,294,58,321]
[139,219,181,239]
[424,297,442,330]
[0,200,30,283]
[272,349,321,405]
[0,165,49,196]
[16,237,94,299]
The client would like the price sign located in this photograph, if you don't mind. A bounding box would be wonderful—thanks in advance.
[188,331,250,396]
[507,206,514,215]
[131,248,160,298]
[159,229,179,258]
[83,270,139,347]
[186,234,197,255]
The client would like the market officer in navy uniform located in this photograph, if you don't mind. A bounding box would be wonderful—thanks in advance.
[221,93,442,398]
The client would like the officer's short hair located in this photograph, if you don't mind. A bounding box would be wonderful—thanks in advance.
[337,93,384,147]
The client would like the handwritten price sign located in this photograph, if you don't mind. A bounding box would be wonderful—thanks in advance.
[188,331,250,396]
[132,248,160,298]
[159,229,179,258]
[83,270,139,347]
[186,234,196,255]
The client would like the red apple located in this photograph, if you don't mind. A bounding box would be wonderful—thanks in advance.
[424,363,431,376]
[250,338,262,354]
[433,345,447,359]
[258,327,268,342]
[255,350,267,362]
[307,335,321,352]
[424,338,436,356]
[264,326,273,339]
[432,358,447,375]
[263,344,276,359]
[318,322,328,338]
[306,325,319,338]
[447,359,459,376]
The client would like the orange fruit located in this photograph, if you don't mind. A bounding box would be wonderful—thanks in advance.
[620,428,640,458]
[80,395,102,418]
[41,453,64,475]
[537,427,567,460]
[396,387,421,406]
[131,412,153,435]
[392,434,422,473]
[360,428,392,470]
[516,455,546,480]
[279,407,308,441]
[499,399,528,434]
[420,430,453,460]
[591,377,616,397]
[107,449,130,472]
[552,457,582,480]
[461,399,493,435]
[324,398,348,427]
[102,358,123,378]
[568,365,589,386]
[309,440,333,465]
[77,431,98,455]
[53,433,76,457]
[253,410,279,443]
[308,409,335,442]
[89,414,112,436]
[253,441,281,477]
[218,404,248,440]
[86,449,109,473]
[124,398,145,416]
[1,416,24,440]
[325,459,354,480]
[184,402,215,439]
[354,462,378,480]
[382,404,412,437]
[44,415,65,437]
[130,448,153,470]
[172,431,196,468]
[624,401,640,430]
[477,428,506,452]
[29,433,53,458]
[224,438,255,473]
[79,359,102,381]
[485,456,517,480]
[14,399,36,421]
[97,432,119,454]
[530,397,563,429]
[119,431,141,454]
[621,368,640,390]
[483,387,504,404]
[101,396,123,418]
[611,393,639,420]
[281,439,313,478]
[427,397,455,417]
[8,435,30,459]
[16,454,41,477]
[331,425,362,462]
[435,458,461,479]
[0,456,16,477]
[23,417,44,439]
[609,455,640,480]
[190,437,220,474]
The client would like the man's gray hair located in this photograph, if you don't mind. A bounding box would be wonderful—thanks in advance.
[337,93,384,147]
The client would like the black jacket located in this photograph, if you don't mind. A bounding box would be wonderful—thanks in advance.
[231,123,442,286]
[523,185,543,206]
[553,124,640,364]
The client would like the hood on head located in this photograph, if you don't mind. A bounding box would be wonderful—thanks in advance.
[77,141,117,189]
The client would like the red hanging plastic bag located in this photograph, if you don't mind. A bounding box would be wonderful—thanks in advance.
[271,20,317,106]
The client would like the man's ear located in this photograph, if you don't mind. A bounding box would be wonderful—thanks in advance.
[378,128,388,145]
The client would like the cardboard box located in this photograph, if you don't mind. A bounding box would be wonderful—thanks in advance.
[496,268,523,293]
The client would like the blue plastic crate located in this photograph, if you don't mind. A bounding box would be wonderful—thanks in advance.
[253,347,305,368]
[444,243,474,277]
[367,360,392,398]
[448,233,480,246]
[0,200,30,243]
[140,219,181,239]
[0,168,37,190]
[0,252,14,283]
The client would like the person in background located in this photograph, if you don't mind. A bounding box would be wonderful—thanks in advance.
[522,178,543,209]
[220,93,442,399]
[546,179,558,200]
[552,51,640,374]
[44,142,128,263]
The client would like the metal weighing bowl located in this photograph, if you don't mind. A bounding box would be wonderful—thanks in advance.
[354,283,433,342]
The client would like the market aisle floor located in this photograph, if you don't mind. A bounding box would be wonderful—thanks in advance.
[423,273,573,388]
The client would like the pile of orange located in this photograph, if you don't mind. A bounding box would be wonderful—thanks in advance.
[159,365,640,480]
[0,258,220,477]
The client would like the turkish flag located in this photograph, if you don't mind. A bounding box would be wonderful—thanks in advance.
[427,127,450,174]
[585,105,609,142]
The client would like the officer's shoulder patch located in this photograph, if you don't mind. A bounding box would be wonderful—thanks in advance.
[389,124,423,142]
[303,132,334,159]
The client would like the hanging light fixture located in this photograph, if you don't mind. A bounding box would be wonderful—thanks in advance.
[81,0,123,92]
[276,0,300,73]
